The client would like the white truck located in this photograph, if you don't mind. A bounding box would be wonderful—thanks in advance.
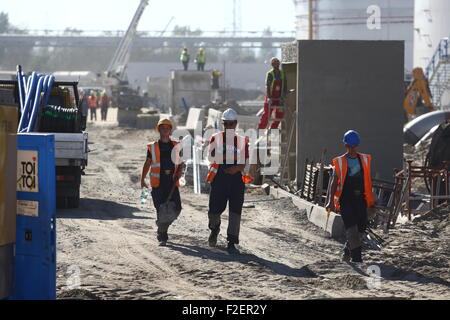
[0,80,89,208]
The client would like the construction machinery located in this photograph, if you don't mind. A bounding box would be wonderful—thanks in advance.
[102,0,149,126]
[403,67,434,120]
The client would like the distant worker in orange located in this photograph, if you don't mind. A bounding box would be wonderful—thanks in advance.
[88,91,98,122]
[99,90,110,121]
[258,57,287,129]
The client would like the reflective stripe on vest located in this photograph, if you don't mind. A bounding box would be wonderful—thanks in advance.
[197,52,205,63]
[147,140,180,188]
[268,69,285,97]
[332,153,374,211]
[206,132,250,184]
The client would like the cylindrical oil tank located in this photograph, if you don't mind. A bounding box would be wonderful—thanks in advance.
[295,0,414,73]
[414,0,450,69]
[414,0,450,108]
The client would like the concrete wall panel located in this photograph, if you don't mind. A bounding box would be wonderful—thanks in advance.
[296,40,404,183]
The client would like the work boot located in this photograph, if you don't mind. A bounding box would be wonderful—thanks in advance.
[157,232,168,246]
[158,240,167,246]
[208,229,219,247]
[342,244,351,262]
[350,247,363,263]
[227,242,240,255]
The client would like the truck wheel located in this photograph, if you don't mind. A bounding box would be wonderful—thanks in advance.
[67,190,80,208]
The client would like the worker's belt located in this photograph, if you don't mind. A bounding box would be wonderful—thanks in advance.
[353,190,362,196]
[161,169,173,175]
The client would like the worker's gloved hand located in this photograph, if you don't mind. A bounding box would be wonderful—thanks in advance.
[267,98,272,105]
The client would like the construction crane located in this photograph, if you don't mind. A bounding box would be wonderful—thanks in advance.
[101,0,149,126]
[403,67,434,121]
[106,0,149,83]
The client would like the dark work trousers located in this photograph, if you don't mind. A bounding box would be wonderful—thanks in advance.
[101,107,108,121]
[151,173,182,241]
[197,63,205,71]
[89,107,97,121]
[339,165,367,262]
[182,62,189,71]
[340,196,367,261]
[208,169,245,244]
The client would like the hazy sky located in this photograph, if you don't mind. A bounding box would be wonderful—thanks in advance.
[2,0,296,34]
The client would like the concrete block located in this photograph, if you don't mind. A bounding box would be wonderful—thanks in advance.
[295,40,404,183]
[269,186,345,238]
[136,114,159,130]
[206,108,223,130]
[177,107,205,135]
[170,71,212,115]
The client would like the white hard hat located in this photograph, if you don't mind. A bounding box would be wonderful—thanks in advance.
[221,108,237,121]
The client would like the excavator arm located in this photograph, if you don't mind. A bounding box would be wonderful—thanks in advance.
[403,67,433,117]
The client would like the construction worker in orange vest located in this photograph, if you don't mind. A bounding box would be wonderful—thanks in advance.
[258,57,287,129]
[206,108,252,255]
[325,130,375,263]
[141,119,185,246]
[88,91,98,122]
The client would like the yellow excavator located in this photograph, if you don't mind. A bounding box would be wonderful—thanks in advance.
[403,67,434,121]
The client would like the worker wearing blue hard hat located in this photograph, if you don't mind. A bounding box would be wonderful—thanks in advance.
[325,130,375,263]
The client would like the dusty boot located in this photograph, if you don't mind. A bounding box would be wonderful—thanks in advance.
[342,244,351,262]
[208,214,221,247]
[208,228,219,247]
[157,232,168,246]
[227,242,240,255]
[351,246,363,263]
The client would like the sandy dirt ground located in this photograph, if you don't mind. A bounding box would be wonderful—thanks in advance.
[56,109,450,300]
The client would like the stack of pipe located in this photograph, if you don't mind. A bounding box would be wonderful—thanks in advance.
[16,65,55,133]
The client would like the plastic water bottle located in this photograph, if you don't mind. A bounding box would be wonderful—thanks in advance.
[140,178,150,204]
[140,187,149,204]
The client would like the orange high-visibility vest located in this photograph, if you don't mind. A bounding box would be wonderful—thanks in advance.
[147,140,181,188]
[332,153,375,211]
[88,96,98,108]
[206,132,252,184]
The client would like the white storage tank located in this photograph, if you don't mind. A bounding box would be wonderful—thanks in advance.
[414,0,450,108]
[295,0,414,73]
[414,0,450,68]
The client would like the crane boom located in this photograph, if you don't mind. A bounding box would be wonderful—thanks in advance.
[107,0,149,82]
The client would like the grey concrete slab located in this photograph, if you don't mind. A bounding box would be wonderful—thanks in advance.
[270,186,345,238]
[169,71,212,114]
[296,40,404,183]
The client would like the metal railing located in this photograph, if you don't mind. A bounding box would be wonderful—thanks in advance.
[425,37,450,108]
[425,37,449,79]
[0,29,296,38]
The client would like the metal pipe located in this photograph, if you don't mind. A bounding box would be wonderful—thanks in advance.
[404,110,450,145]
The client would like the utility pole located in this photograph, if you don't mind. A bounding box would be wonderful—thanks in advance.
[308,0,313,40]
[233,0,241,36]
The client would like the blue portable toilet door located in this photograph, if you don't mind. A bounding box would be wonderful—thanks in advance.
[14,133,56,300]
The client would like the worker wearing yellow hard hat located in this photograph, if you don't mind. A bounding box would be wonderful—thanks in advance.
[180,47,190,71]
[141,118,185,246]
[196,48,206,71]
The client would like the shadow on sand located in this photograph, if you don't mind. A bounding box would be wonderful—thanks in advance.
[57,198,150,220]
